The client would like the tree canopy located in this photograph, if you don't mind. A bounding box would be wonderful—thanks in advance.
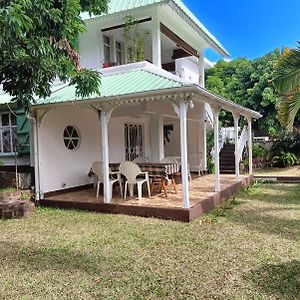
[0,0,108,110]
[205,50,296,135]
[274,43,300,130]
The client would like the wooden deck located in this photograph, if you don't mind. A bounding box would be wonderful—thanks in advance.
[40,174,254,222]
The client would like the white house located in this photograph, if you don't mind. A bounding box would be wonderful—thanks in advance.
[26,0,261,210]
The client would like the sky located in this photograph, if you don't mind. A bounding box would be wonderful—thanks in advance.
[183,0,300,61]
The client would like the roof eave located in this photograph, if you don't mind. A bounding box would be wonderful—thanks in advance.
[34,85,261,119]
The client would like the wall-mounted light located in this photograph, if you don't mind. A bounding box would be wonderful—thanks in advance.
[188,100,195,109]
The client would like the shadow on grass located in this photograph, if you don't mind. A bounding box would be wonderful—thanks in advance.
[228,184,300,241]
[248,184,300,205]
[0,240,106,275]
[230,206,300,241]
[245,260,300,299]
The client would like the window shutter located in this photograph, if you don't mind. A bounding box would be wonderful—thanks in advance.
[16,109,30,154]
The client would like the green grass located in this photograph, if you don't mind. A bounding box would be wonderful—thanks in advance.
[255,165,300,176]
[0,187,16,193]
[1,183,300,299]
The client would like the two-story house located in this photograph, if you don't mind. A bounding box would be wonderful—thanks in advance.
[1,0,261,219]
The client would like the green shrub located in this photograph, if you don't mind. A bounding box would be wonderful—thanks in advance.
[252,144,268,158]
[270,131,300,167]
[271,131,300,157]
[271,151,299,167]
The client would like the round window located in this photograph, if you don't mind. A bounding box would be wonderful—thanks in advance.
[63,126,80,150]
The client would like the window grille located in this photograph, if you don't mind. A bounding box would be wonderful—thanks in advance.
[0,112,17,154]
[63,126,80,150]
[124,124,144,161]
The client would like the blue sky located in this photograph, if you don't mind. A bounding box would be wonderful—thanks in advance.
[184,0,300,61]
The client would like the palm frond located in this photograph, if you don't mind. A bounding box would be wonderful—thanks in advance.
[274,68,300,93]
[287,92,300,129]
[278,92,300,130]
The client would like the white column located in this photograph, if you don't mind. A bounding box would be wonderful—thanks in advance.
[198,50,205,87]
[151,114,164,162]
[179,100,190,208]
[212,106,221,192]
[151,15,161,67]
[247,117,253,174]
[233,112,240,182]
[100,109,111,203]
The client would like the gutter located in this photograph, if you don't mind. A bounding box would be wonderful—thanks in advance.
[27,113,41,201]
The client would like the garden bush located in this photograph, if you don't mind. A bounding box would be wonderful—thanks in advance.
[270,132,300,167]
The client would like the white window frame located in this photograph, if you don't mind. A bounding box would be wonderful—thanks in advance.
[103,35,111,63]
[115,40,123,65]
[63,125,80,151]
[0,112,17,155]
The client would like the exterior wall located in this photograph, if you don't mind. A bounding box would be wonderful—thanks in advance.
[37,107,101,194]
[79,25,102,70]
[175,57,199,84]
[108,115,151,163]
[163,101,206,170]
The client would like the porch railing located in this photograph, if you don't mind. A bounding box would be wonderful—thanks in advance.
[237,126,248,162]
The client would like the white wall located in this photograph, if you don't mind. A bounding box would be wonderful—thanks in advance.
[175,57,200,84]
[79,25,101,70]
[108,115,151,163]
[38,107,101,194]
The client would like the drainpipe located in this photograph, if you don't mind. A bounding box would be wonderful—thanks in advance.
[27,113,41,201]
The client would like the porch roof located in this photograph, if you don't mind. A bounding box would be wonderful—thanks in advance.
[81,0,229,57]
[35,62,262,119]
[36,67,184,106]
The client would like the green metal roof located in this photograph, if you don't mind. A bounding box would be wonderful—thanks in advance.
[83,0,229,56]
[36,69,184,106]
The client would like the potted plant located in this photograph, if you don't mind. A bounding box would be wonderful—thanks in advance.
[123,16,149,63]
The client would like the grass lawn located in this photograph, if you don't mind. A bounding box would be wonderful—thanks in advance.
[1,183,300,299]
[255,165,300,176]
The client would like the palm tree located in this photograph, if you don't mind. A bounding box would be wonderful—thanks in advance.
[274,42,300,130]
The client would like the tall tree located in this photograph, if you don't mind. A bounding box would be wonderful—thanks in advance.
[0,0,108,110]
[274,43,300,130]
[206,50,284,135]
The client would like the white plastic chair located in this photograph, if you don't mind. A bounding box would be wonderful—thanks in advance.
[133,156,150,163]
[119,161,151,200]
[90,161,123,198]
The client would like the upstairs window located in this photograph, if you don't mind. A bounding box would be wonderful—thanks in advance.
[103,35,111,63]
[0,112,17,154]
[115,41,123,65]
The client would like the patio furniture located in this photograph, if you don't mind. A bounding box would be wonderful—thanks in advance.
[89,161,123,198]
[160,156,191,181]
[188,152,203,176]
[110,161,179,197]
[133,156,150,163]
[119,161,151,200]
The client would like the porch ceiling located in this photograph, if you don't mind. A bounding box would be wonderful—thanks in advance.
[34,62,262,120]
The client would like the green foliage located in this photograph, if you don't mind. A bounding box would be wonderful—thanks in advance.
[206,129,215,174]
[205,50,284,134]
[0,0,108,110]
[20,191,31,201]
[271,131,300,156]
[271,151,299,168]
[273,43,300,129]
[270,131,300,167]
[252,144,268,158]
[123,16,149,63]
